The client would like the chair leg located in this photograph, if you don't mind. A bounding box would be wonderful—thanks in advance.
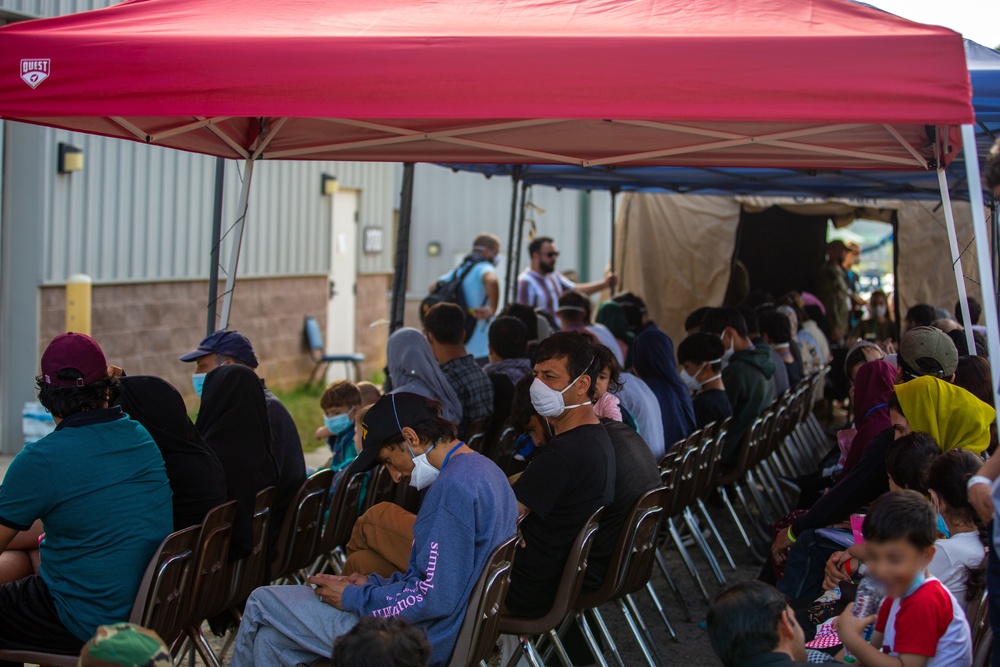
[654,547,692,620]
[744,470,777,524]
[667,517,710,601]
[643,581,678,640]
[626,593,668,667]
[587,608,628,667]
[188,626,222,667]
[718,487,753,549]
[575,611,612,667]
[616,598,661,667]
[546,628,574,667]
[683,507,726,585]
[731,481,772,540]
[697,499,737,571]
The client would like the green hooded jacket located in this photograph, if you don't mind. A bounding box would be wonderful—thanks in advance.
[721,344,776,466]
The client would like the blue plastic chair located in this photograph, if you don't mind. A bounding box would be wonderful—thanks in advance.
[304,315,365,385]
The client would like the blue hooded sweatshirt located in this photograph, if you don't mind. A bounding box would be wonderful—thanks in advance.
[340,451,517,666]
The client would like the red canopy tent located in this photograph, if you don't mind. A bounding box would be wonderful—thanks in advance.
[0,0,973,169]
[0,0,992,388]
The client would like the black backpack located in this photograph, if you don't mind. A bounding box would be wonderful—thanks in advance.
[420,257,487,343]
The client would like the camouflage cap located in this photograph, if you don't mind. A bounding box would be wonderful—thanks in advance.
[78,623,171,667]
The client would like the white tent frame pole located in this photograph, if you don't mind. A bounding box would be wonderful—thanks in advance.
[937,167,977,354]
[962,123,1000,416]
[219,158,255,330]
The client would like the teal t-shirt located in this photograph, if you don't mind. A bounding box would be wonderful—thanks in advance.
[0,408,173,641]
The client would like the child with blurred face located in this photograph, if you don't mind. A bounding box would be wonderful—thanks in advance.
[838,491,972,667]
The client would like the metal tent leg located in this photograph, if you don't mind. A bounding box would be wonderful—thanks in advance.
[962,124,1000,420]
[219,158,254,330]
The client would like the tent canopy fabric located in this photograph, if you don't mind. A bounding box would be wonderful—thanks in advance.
[442,42,1000,200]
[0,0,972,169]
[443,40,999,199]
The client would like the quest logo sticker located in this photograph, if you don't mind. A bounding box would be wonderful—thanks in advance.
[21,59,50,88]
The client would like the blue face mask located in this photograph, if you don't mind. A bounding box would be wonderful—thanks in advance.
[192,373,207,398]
[324,413,353,434]
[903,568,927,597]
[936,513,951,539]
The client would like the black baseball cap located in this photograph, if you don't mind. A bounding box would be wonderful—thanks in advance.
[349,392,440,473]
[179,330,258,368]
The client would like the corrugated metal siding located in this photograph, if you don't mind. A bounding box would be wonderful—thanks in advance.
[42,129,396,284]
[0,0,115,19]
[406,164,612,298]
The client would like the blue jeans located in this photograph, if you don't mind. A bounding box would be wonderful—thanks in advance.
[230,585,360,667]
[988,535,1000,667]
[777,528,842,602]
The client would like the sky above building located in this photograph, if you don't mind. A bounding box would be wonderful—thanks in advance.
[866,0,998,48]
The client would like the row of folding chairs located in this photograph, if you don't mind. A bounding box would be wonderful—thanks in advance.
[650,369,833,606]
[0,488,275,667]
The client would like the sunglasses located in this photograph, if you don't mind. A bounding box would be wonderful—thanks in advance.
[544,251,560,258]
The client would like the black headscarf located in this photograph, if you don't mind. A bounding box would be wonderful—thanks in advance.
[116,376,228,531]
[195,364,278,560]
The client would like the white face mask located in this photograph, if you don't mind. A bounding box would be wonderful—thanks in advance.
[721,335,735,367]
[679,367,703,393]
[529,368,593,418]
[407,442,439,490]
[680,358,723,393]
[874,305,887,318]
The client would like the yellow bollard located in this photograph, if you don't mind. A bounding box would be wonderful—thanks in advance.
[65,274,92,335]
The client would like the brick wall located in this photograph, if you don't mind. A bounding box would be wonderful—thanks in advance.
[355,273,391,381]
[39,276,327,405]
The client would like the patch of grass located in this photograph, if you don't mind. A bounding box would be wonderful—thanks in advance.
[271,384,326,452]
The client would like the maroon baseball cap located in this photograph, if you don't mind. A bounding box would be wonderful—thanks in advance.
[41,333,108,387]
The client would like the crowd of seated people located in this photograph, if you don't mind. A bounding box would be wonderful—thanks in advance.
[9,209,1000,666]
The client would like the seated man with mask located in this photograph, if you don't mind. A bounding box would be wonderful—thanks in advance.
[504,332,616,617]
[230,393,517,667]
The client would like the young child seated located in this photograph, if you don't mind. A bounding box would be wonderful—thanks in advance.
[314,380,363,473]
[924,449,988,603]
[838,491,972,667]
[592,343,641,432]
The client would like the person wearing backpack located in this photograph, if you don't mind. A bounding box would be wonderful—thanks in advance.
[422,234,501,361]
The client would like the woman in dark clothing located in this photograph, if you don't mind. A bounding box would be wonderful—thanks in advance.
[632,329,696,449]
[116,375,228,531]
[840,360,895,476]
[196,364,278,560]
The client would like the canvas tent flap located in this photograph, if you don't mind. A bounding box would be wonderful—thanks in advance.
[615,194,741,345]
[617,193,986,342]
[0,0,972,168]
[895,200,983,317]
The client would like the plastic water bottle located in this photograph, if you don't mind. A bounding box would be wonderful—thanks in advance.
[844,577,885,663]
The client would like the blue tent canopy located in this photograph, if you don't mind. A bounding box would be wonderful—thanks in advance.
[444,40,999,201]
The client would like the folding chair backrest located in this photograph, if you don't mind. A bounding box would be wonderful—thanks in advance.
[578,487,667,608]
[184,500,238,629]
[446,534,519,667]
[464,415,490,441]
[498,507,603,638]
[271,469,335,581]
[304,315,325,356]
[229,486,276,608]
[972,592,992,667]
[317,472,365,557]
[130,524,200,646]
[362,465,398,512]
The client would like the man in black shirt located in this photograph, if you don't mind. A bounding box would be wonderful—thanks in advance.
[677,332,733,430]
[506,333,615,617]
[584,420,660,592]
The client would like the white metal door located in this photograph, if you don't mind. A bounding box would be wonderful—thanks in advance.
[325,190,359,382]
